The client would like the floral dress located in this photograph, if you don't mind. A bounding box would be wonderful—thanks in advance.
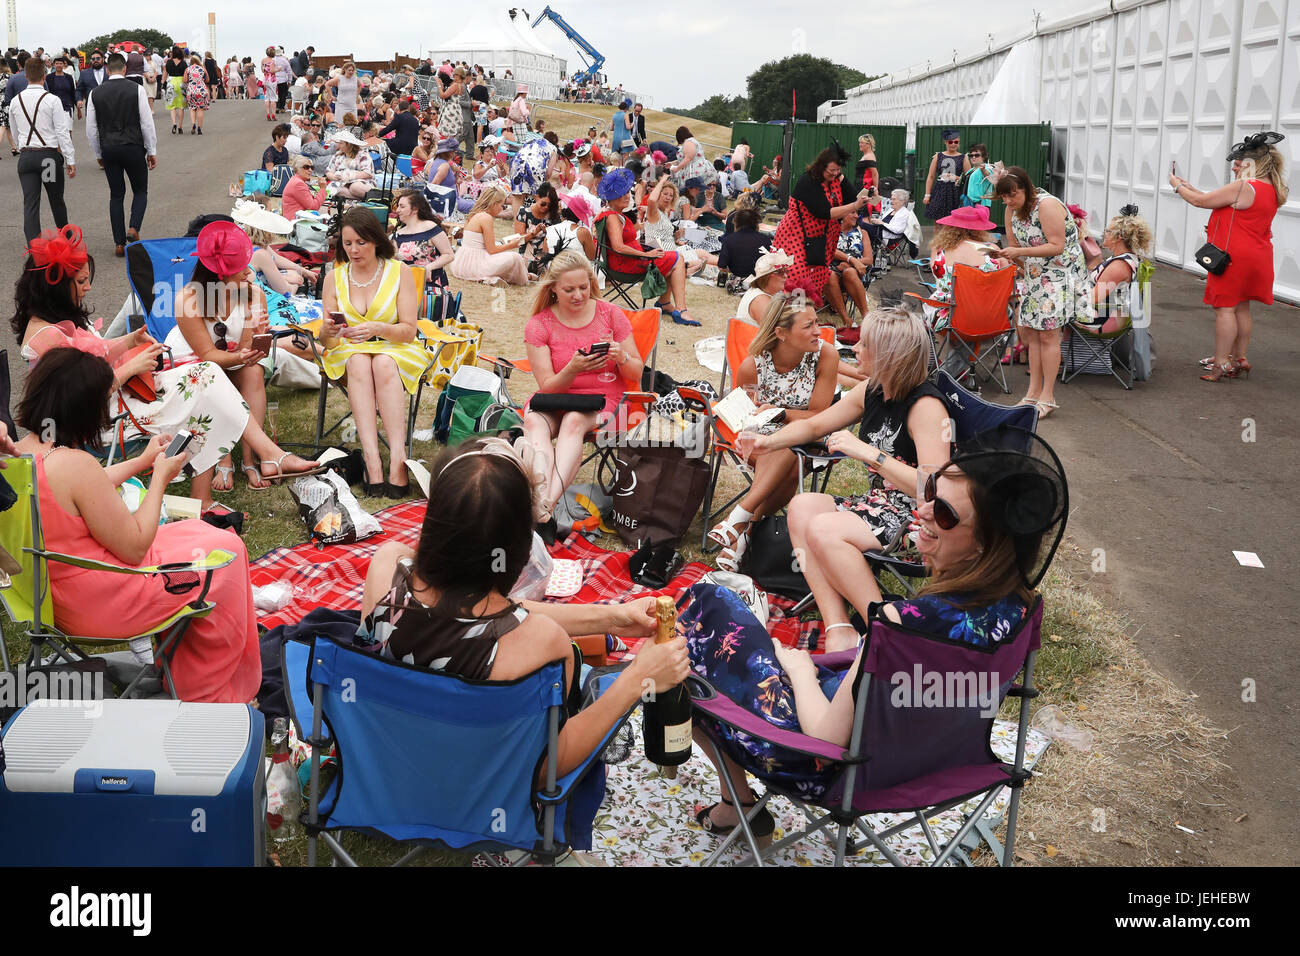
[325,149,374,186]
[510,138,555,197]
[680,582,1030,801]
[671,137,716,190]
[514,203,552,260]
[392,223,450,288]
[22,321,248,475]
[1010,191,1094,331]
[751,349,820,434]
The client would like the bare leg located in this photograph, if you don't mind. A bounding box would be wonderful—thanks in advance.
[371,355,410,484]
[191,468,215,511]
[523,410,560,514]
[824,274,850,325]
[737,448,799,520]
[1020,326,1042,402]
[1230,303,1251,362]
[231,364,267,472]
[842,269,869,317]
[343,354,383,483]
[806,511,885,650]
[693,725,757,829]
[548,410,599,506]
[787,493,855,636]
[1036,327,1063,406]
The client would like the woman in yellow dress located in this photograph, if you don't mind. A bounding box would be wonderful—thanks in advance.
[320,208,427,498]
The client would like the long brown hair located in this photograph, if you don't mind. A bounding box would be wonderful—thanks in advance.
[918,468,1039,609]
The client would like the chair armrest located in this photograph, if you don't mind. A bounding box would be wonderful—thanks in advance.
[291,318,325,337]
[691,681,853,763]
[864,550,928,578]
[792,442,846,463]
[34,548,238,577]
[902,291,946,309]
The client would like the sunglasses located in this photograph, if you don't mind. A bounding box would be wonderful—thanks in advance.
[968,151,982,157]
[923,470,963,531]
[302,164,314,170]
[213,321,229,351]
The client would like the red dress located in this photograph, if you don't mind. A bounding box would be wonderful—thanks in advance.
[1203,180,1278,307]
[773,174,843,301]
[599,210,677,277]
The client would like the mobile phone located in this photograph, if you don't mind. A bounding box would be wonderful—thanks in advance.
[1170,160,1177,176]
[252,332,273,353]
[127,313,146,333]
[329,312,347,327]
[585,342,611,357]
[165,430,193,458]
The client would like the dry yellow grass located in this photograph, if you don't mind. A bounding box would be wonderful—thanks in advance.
[526,101,733,157]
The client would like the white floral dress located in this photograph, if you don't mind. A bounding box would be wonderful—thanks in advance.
[751,349,820,434]
[1010,191,1094,331]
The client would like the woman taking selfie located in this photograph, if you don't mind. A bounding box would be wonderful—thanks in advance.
[13,348,262,703]
[522,251,644,522]
[320,208,426,497]
[1170,131,1287,381]
[708,294,838,571]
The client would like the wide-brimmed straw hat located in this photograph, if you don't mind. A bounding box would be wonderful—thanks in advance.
[230,199,293,236]
[745,247,795,286]
[332,130,366,147]
[935,205,998,232]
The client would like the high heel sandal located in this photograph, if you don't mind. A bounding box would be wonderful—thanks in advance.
[1200,361,1236,383]
[1199,354,1234,369]
[1232,357,1251,379]
[707,516,750,572]
[694,795,775,846]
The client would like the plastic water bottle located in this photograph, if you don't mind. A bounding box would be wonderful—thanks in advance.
[266,717,301,840]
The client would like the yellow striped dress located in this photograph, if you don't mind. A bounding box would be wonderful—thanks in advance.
[322,259,430,395]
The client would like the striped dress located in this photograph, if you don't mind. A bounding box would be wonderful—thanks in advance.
[322,260,430,394]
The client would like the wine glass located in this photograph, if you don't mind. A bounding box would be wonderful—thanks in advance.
[597,339,618,383]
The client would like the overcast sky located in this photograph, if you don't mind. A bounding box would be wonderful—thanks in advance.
[13,0,1082,107]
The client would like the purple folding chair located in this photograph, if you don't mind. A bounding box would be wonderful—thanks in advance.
[691,599,1043,866]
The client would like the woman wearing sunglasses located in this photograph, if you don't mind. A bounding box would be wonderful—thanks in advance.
[736,307,949,653]
[683,427,1067,843]
[280,155,328,221]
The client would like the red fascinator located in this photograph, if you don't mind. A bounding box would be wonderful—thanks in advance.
[27,225,89,285]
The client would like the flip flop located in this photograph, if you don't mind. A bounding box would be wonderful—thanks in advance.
[241,464,270,491]
[212,464,235,493]
[258,453,326,484]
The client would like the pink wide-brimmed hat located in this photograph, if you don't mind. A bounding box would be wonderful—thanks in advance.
[935,205,998,232]
[559,191,594,228]
[193,221,253,276]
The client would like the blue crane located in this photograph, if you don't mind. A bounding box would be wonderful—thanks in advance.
[527,6,605,85]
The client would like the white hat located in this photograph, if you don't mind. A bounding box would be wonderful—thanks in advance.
[745,248,796,286]
[231,199,293,236]
[332,130,367,147]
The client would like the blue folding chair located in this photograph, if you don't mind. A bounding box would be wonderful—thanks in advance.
[125,237,199,342]
[393,154,413,178]
[284,636,622,866]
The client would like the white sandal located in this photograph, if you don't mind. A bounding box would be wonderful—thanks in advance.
[708,517,751,572]
[821,623,862,651]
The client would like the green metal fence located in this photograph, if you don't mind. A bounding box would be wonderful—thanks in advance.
[729,121,908,192]
[912,124,1051,227]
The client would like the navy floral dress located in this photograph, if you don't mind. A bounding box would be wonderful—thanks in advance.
[681,583,1029,801]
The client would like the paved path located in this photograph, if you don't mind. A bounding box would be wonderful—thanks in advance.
[1,100,1294,863]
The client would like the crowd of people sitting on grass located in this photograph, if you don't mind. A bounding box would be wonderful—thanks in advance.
[1,64,1284,861]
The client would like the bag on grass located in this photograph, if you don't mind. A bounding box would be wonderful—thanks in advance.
[289,471,382,547]
[243,169,272,195]
[738,515,809,601]
[290,217,329,253]
[267,164,294,197]
[449,392,522,444]
[433,364,510,444]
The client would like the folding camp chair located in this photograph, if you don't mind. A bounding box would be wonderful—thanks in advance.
[906,264,1017,394]
[593,217,652,312]
[1059,262,1148,390]
[0,456,236,694]
[787,369,1038,613]
[691,597,1043,867]
[284,636,628,866]
[125,236,199,343]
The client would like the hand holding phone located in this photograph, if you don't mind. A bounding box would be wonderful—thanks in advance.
[251,332,273,355]
[329,312,347,328]
[165,430,194,458]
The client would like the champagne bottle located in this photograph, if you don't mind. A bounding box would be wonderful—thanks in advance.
[643,595,691,778]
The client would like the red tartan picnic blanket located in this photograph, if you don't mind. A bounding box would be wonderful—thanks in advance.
[251,503,827,653]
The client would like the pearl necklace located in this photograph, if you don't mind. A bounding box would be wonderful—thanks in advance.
[349,261,383,289]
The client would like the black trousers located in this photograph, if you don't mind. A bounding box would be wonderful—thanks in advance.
[102,143,149,245]
[17,149,68,242]
[277,81,288,110]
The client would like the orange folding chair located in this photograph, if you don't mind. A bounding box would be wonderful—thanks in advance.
[906,264,1017,393]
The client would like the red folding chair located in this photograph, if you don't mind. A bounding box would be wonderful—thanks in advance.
[906,264,1017,393]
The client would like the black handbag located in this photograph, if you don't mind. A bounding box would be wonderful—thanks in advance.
[798,203,827,268]
[1193,182,1242,276]
[737,515,809,601]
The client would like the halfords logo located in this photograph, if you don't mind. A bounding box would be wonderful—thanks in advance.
[0,667,105,713]
[50,886,151,936]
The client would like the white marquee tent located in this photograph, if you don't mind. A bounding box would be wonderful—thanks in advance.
[431,11,567,100]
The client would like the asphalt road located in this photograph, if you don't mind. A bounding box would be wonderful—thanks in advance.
[1,99,1295,864]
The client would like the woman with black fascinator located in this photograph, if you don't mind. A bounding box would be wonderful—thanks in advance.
[1170,131,1287,382]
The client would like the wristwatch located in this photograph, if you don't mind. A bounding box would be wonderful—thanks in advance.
[872,450,888,467]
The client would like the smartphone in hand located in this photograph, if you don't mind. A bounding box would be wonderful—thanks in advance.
[165,430,194,458]
[251,332,273,354]
[329,312,347,327]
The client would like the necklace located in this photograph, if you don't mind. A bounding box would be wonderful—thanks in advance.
[349,261,383,288]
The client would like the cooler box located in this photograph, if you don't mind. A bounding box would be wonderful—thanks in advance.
[0,700,265,866]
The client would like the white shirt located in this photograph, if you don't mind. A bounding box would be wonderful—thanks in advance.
[85,75,157,159]
[151,53,164,75]
[8,86,75,164]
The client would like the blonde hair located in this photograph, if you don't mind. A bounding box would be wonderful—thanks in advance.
[1105,213,1153,256]
[750,292,811,357]
[930,225,991,255]
[342,111,357,126]
[190,55,201,66]
[861,307,930,401]
[342,60,356,74]
[858,134,875,151]
[658,182,679,204]
[1242,146,1289,204]
[466,185,508,221]
[531,250,599,316]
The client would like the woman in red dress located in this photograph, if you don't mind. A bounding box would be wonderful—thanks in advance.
[594,166,698,325]
[1170,131,1287,381]
[772,145,872,307]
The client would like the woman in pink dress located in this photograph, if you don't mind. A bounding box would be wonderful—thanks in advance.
[13,348,262,703]
[522,250,644,522]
